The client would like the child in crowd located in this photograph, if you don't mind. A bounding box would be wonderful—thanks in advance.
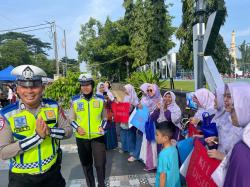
[155,121,181,187]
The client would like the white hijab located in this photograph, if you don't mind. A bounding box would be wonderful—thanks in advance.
[212,82,250,186]
[96,82,105,96]
[123,84,139,107]
[194,88,216,120]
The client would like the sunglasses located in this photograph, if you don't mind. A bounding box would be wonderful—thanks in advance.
[147,89,153,93]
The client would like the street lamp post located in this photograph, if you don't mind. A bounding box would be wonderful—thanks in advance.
[193,0,206,89]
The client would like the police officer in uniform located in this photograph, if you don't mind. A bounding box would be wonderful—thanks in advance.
[0,65,72,187]
[70,74,106,187]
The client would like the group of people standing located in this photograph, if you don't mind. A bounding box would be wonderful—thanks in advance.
[0,64,250,187]
[116,82,250,187]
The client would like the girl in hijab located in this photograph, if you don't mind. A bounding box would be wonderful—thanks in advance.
[128,83,150,162]
[211,82,250,187]
[140,84,162,171]
[191,88,216,125]
[120,84,139,155]
[96,82,106,100]
[96,82,118,150]
[205,86,242,160]
[104,81,114,101]
[151,91,182,140]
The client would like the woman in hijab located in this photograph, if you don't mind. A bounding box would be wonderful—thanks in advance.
[151,91,182,140]
[140,84,162,171]
[104,81,115,101]
[205,86,242,160]
[212,82,250,187]
[96,82,118,150]
[128,83,150,162]
[120,84,139,155]
[96,82,105,99]
[190,88,216,126]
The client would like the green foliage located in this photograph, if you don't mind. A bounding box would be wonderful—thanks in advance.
[76,1,175,79]
[0,39,32,69]
[44,71,81,108]
[126,70,165,94]
[238,40,250,74]
[176,0,229,72]
[0,32,51,55]
[76,17,130,81]
[130,0,175,68]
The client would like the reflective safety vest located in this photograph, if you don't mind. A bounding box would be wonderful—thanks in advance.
[72,95,103,139]
[1,99,59,174]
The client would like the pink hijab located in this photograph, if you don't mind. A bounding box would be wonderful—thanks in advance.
[144,84,162,112]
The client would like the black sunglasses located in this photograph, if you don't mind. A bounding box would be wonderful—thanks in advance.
[147,89,153,93]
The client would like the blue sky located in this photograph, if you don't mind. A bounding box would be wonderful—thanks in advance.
[1,0,250,62]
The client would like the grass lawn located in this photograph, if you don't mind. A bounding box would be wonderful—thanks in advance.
[161,80,195,92]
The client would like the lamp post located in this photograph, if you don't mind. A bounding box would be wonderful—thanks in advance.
[193,0,206,89]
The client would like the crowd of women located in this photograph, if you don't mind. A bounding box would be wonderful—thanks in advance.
[95,80,250,187]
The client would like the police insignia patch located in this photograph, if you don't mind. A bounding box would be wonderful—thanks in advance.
[93,101,100,108]
[14,116,27,128]
[0,118,5,131]
[45,110,56,120]
[14,116,30,133]
[77,102,84,111]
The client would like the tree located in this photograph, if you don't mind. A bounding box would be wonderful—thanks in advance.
[0,39,32,69]
[60,57,79,73]
[176,0,229,72]
[44,71,81,108]
[238,40,250,74]
[0,32,51,55]
[130,0,149,67]
[145,0,175,62]
[76,17,130,81]
[129,0,175,68]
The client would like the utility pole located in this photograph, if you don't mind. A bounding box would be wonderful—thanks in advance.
[52,21,59,76]
[63,30,68,76]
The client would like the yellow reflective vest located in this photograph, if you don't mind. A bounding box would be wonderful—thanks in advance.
[72,95,104,139]
[1,99,59,174]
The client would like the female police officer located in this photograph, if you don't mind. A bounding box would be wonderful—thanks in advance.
[70,74,106,187]
[0,65,72,187]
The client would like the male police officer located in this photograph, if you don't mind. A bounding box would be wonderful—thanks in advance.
[70,74,106,187]
[0,65,72,187]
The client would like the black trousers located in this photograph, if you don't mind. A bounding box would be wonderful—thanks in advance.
[76,136,106,187]
[8,163,65,187]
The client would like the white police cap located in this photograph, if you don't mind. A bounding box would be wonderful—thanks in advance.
[11,65,47,87]
[78,73,94,85]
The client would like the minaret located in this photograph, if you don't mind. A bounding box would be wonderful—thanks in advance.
[230,31,238,74]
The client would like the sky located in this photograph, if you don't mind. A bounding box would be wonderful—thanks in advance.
[1,0,250,65]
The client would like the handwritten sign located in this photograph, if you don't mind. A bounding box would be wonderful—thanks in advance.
[111,102,130,123]
[186,139,221,187]
[128,105,149,133]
